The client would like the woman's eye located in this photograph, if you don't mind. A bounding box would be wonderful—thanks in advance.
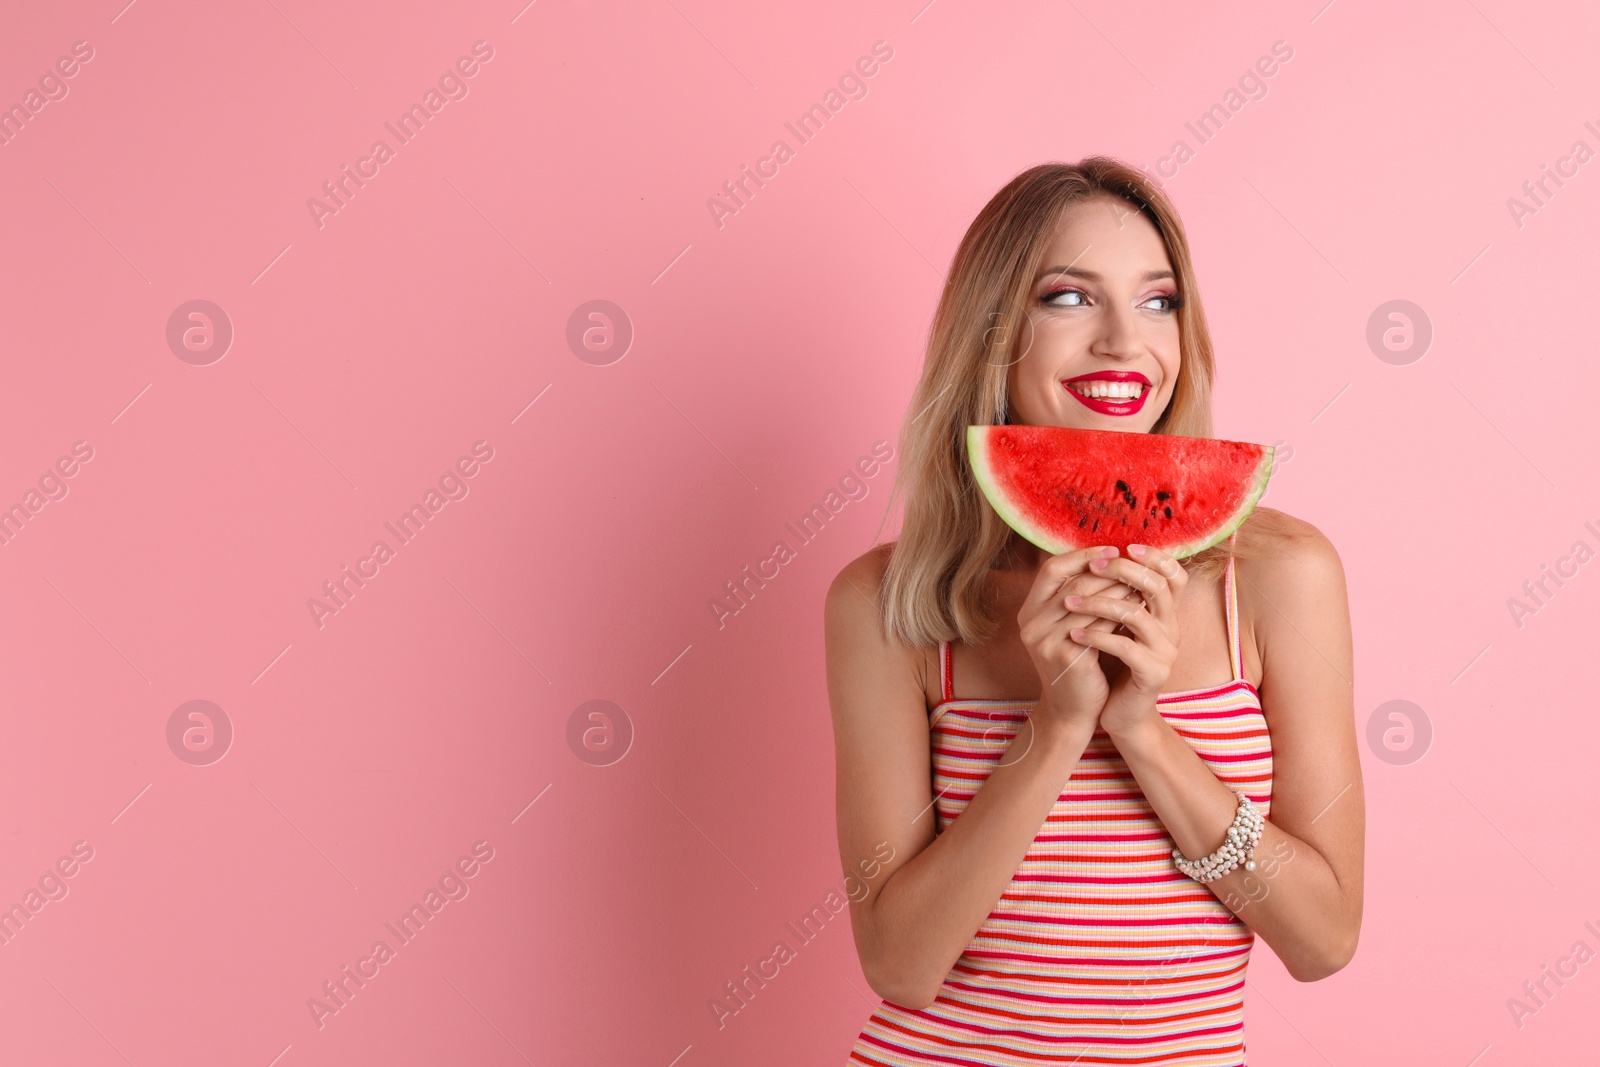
[1042,288,1181,312]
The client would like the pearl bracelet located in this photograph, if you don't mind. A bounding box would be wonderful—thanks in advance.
[1172,792,1263,884]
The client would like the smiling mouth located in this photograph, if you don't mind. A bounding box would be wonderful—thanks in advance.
[1061,375,1153,416]
[1065,380,1147,401]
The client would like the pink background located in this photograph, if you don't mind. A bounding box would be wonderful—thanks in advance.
[1,0,1596,1063]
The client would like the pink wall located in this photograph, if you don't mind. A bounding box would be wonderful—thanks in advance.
[1,0,1596,1063]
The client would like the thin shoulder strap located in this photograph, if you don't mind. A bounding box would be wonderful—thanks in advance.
[1224,531,1243,683]
[938,640,954,702]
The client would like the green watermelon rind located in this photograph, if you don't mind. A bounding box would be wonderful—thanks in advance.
[967,425,1064,553]
[965,425,1275,560]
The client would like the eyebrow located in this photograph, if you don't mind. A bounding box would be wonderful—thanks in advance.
[1038,267,1176,282]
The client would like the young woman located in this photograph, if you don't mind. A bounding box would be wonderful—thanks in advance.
[827,158,1364,1066]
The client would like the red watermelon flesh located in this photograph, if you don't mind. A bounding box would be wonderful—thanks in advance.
[967,425,1274,558]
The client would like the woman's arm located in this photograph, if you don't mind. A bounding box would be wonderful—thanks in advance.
[826,546,1121,1009]
[1070,522,1365,981]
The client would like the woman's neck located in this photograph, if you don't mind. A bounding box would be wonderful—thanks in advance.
[996,534,1048,573]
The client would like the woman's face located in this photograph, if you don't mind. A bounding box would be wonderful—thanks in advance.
[1005,195,1183,432]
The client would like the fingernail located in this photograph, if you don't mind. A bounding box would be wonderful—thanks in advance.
[1066,595,1082,608]
[1128,544,1146,557]
[1090,558,1107,570]
[1102,546,1119,557]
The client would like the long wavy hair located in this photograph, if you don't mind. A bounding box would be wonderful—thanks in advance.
[877,157,1276,649]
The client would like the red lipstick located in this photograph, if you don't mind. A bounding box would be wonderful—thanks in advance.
[1061,370,1153,417]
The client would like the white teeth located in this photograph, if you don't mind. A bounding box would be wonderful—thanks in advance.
[1069,380,1145,400]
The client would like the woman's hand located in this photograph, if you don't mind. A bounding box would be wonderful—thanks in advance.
[1018,545,1141,730]
[1062,543,1189,737]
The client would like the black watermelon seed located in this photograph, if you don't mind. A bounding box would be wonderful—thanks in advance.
[1156,491,1171,501]
[1115,480,1128,492]
[1164,506,1173,518]
[1124,492,1137,508]
[1143,517,1149,527]
[1093,519,1099,531]
[1079,516,1088,528]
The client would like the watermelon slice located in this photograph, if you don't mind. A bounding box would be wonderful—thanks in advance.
[966,425,1274,558]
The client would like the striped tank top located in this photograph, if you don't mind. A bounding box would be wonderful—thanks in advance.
[848,543,1274,1066]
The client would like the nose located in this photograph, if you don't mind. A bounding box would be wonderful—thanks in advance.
[1087,302,1145,363]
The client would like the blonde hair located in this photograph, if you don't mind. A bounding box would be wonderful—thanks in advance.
[876,157,1269,649]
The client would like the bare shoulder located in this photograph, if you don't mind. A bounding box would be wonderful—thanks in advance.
[824,541,929,708]
[1235,506,1346,593]
[1234,507,1351,673]
[827,541,896,616]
